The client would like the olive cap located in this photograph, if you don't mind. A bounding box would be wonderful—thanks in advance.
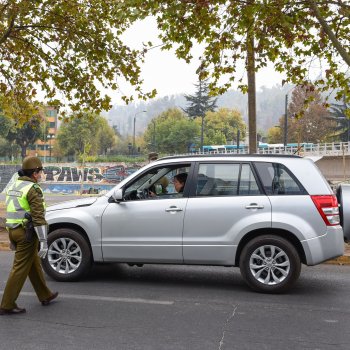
[148,152,158,161]
[22,156,43,170]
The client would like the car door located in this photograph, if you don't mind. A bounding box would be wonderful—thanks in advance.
[183,162,272,265]
[101,162,192,263]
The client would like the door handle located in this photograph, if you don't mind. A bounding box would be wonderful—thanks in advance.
[245,203,264,209]
[165,206,183,212]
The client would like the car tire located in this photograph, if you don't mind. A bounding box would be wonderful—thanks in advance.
[42,228,92,282]
[239,235,301,293]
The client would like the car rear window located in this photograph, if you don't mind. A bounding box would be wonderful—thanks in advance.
[254,162,306,195]
[195,163,261,196]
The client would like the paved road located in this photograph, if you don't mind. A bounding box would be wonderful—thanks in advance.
[0,252,350,350]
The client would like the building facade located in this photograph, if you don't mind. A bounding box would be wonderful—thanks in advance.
[27,106,58,162]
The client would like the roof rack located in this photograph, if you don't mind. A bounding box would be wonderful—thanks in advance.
[159,153,301,161]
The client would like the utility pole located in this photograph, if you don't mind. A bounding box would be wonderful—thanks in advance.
[284,94,288,147]
[152,120,156,151]
[200,115,204,153]
[133,110,147,155]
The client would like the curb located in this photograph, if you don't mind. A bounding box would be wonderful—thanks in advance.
[324,255,350,265]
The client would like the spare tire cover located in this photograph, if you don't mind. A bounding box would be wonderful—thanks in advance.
[337,184,350,241]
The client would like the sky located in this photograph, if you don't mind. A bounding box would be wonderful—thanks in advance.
[113,17,286,104]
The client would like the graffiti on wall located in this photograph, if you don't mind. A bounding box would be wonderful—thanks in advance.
[41,164,143,194]
[43,164,142,184]
[1,163,144,195]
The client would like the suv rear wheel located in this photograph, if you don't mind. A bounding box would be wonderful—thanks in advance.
[42,228,92,282]
[239,235,301,293]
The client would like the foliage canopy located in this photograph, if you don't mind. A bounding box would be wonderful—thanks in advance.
[0,112,44,159]
[202,108,246,146]
[135,0,350,101]
[143,108,200,153]
[282,85,336,143]
[56,113,117,158]
[329,99,350,142]
[0,0,155,123]
[183,79,218,119]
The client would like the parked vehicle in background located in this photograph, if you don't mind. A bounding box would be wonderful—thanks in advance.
[43,154,345,293]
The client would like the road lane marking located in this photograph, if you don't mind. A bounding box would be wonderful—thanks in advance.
[0,291,174,305]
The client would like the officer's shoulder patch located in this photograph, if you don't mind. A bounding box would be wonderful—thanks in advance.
[32,184,43,195]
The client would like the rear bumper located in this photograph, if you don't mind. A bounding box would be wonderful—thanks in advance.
[301,226,344,265]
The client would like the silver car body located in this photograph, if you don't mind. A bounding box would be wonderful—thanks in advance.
[46,155,344,267]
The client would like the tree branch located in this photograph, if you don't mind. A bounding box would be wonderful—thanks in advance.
[307,0,350,67]
[0,11,16,45]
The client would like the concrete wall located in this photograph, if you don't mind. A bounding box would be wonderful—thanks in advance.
[0,165,20,193]
[315,155,350,182]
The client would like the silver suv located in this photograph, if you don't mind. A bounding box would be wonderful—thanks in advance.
[43,155,345,293]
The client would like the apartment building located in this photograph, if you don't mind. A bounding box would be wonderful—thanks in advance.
[27,106,58,162]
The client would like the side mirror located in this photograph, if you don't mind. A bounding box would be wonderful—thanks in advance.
[112,188,124,202]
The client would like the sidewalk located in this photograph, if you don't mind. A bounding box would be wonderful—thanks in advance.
[0,222,349,264]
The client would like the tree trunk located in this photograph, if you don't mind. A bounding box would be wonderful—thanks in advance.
[247,30,257,154]
[21,145,26,159]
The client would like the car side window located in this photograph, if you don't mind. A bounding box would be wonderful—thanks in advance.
[195,163,261,196]
[123,164,190,200]
[239,164,261,195]
[254,162,305,195]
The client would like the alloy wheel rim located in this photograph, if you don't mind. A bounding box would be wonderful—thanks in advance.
[48,237,82,274]
[249,245,290,285]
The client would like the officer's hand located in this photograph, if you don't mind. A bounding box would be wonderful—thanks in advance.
[38,240,48,259]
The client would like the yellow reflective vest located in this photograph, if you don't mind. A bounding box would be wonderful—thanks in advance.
[5,179,45,228]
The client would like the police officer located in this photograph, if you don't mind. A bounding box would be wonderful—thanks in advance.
[0,156,58,315]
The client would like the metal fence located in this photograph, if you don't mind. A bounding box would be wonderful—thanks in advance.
[195,142,350,156]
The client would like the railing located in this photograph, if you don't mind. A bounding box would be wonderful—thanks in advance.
[196,142,350,156]
[257,142,350,156]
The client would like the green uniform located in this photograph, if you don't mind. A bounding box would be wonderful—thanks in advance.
[0,176,52,310]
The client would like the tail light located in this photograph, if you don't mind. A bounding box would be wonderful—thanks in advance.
[311,195,340,226]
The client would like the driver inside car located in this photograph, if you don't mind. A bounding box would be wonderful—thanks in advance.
[150,173,187,198]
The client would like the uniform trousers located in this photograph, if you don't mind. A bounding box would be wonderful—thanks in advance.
[0,226,52,310]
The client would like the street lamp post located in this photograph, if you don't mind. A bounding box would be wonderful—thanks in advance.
[43,120,47,164]
[133,110,147,155]
[48,134,54,162]
[200,115,205,153]
[282,83,295,147]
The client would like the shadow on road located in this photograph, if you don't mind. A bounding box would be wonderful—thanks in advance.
[82,263,249,291]
[46,262,341,298]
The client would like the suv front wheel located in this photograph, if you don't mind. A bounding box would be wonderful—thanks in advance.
[239,235,301,293]
[42,228,92,282]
